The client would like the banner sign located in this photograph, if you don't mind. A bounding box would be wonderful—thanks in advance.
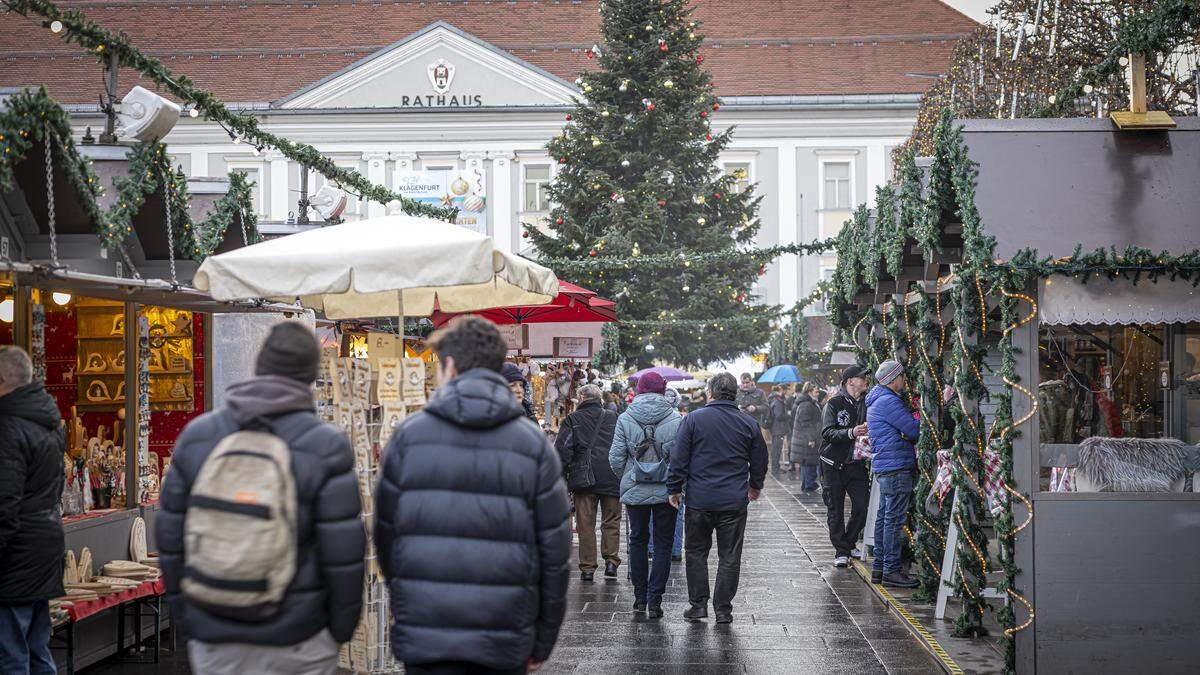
[394,170,487,235]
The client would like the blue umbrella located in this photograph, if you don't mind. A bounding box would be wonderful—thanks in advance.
[758,365,801,384]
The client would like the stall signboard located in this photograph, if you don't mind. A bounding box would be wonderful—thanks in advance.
[394,171,487,235]
[553,336,593,359]
[499,324,529,351]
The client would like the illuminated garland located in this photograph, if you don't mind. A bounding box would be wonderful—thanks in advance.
[536,238,836,272]
[4,0,456,222]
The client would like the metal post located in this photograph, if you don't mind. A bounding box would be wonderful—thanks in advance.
[297,168,310,225]
[124,302,139,507]
[100,52,120,145]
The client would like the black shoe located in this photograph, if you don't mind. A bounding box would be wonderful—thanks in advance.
[647,605,664,619]
[580,572,594,582]
[671,554,682,562]
[871,569,883,584]
[683,605,708,622]
[604,561,619,578]
[715,612,733,624]
[882,572,919,589]
[633,600,647,612]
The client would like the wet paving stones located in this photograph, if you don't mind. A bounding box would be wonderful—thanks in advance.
[544,473,942,674]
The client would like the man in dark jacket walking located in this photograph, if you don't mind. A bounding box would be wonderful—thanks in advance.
[158,322,365,675]
[0,347,63,675]
[375,317,570,674]
[820,365,871,569]
[734,373,767,433]
[866,360,921,588]
[667,373,768,624]
[555,384,620,582]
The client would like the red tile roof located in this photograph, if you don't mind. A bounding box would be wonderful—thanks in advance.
[0,0,977,104]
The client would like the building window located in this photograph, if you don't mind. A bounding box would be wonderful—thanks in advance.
[814,266,836,314]
[523,164,552,213]
[725,162,752,193]
[822,161,851,210]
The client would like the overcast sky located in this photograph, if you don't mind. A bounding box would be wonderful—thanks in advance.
[943,0,994,23]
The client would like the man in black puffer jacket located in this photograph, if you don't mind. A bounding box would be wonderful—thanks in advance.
[376,317,570,675]
[0,346,64,675]
[157,322,364,674]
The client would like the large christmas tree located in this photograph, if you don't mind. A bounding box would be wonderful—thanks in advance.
[527,0,772,368]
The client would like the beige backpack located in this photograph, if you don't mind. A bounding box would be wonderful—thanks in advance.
[181,421,297,620]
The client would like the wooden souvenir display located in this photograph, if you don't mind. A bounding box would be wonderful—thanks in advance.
[376,358,401,403]
[402,358,426,406]
[75,301,194,412]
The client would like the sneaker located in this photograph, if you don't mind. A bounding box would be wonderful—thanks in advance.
[715,612,733,624]
[850,548,863,560]
[647,605,664,619]
[604,561,619,578]
[834,556,850,568]
[882,572,919,589]
[683,604,708,621]
[871,569,883,584]
[580,572,594,582]
[633,600,647,612]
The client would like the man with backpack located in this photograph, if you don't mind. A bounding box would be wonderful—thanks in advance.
[158,321,365,675]
[555,384,620,582]
[820,365,871,569]
[608,371,682,620]
[375,317,570,674]
[667,373,768,624]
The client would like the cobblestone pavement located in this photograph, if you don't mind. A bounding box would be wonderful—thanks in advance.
[542,471,942,674]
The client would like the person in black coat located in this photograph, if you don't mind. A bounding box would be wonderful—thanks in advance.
[555,384,620,582]
[157,322,365,674]
[375,317,570,675]
[820,365,871,568]
[0,347,64,674]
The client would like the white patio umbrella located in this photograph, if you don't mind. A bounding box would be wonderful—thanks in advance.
[193,215,559,319]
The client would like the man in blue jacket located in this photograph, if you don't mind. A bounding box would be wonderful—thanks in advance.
[865,360,921,589]
[667,373,768,624]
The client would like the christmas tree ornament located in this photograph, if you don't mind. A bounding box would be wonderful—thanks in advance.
[601,110,610,117]
[565,114,572,121]
[642,98,655,110]
[616,195,625,204]
[522,230,530,238]
[619,80,629,92]
[694,195,706,204]
[590,44,602,58]
[1083,84,1094,94]
[696,55,704,63]
[645,24,653,31]
[664,80,674,89]
[610,193,619,201]
[697,217,706,224]
[706,134,713,141]
[555,217,564,225]
[658,39,669,52]
[559,156,568,164]
[621,159,630,167]
[583,84,593,93]
[575,77,583,85]
[588,249,598,257]
[700,111,708,118]
[663,170,675,184]
[682,285,690,292]
[657,199,667,206]
[712,103,720,110]
[592,136,602,146]
[713,192,722,200]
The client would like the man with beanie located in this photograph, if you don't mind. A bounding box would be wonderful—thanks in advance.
[668,373,768,624]
[609,370,681,620]
[0,346,64,675]
[820,365,871,569]
[158,322,365,674]
[376,316,570,673]
[866,360,921,588]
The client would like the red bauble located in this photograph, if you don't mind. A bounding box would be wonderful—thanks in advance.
[559,156,568,164]
[522,231,530,238]
[646,103,656,111]
[737,294,746,302]
[714,192,722,200]
[706,134,713,141]
[610,193,619,201]
[658,40,668,52]
[657,200,667,206]
[713,103,721,110]
[696,55,704,63]
[588,249,598,257]
[566,114,572,121]
[700,111,708,118]
[555,217,564,225]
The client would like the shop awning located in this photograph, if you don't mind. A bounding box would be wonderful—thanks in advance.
[2,261,300,314]
[1039,276,1200,325]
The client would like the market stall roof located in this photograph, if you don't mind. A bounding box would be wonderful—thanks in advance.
[959,117,1200,260]
[194,216,558,319]
[430,280,617,326]
[2,261,299,314]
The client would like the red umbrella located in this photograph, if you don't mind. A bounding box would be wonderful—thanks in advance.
[432,281,618,326]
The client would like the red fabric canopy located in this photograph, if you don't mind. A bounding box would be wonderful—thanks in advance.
[432,281,618,326]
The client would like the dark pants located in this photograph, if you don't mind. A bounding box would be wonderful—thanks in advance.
[0,601,55,675]
[684,507,749,614]
[770,433,786,473]
[800,464,820,491]
[405,662,526,675]
[822,461,870,557]
[872,470,915,574]
[627,503,678,605]
[649,503,684,557]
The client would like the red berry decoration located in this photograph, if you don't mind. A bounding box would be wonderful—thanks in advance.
[588,249,598,257]
[522,230,529,238]
[700,111,708,118]
[714,193,722,200]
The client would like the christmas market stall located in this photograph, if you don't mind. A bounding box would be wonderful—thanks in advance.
[0,87,295,672]
[827,111,1200,673]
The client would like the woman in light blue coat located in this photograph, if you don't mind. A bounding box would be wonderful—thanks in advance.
[608,372,682,618]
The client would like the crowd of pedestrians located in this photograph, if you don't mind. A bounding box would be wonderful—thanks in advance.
[0,313,932,673]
